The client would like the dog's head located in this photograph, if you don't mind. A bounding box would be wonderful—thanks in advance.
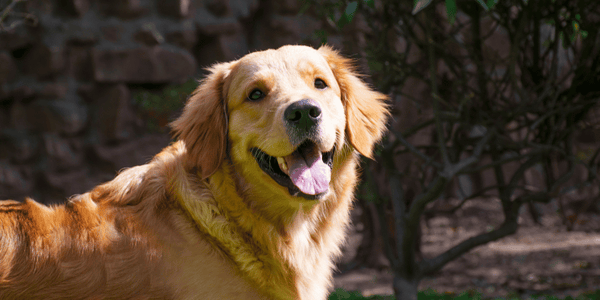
[171,45,388,201]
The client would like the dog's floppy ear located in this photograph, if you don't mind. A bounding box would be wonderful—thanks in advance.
[319,46,389,159]
[171,62,233,178]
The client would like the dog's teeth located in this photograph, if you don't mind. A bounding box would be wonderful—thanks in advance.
[277,157,289,174]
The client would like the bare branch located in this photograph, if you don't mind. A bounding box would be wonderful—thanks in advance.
[393,129,442,169]
[442,130,492,178]
[418,216,519,276]
[425,9,450,167]
[406,176,448,233]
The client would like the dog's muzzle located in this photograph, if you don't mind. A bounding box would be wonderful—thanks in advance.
[251,141,334,200]
[284,99,322,146]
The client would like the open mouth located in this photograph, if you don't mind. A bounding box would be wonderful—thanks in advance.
[251,141,334,200]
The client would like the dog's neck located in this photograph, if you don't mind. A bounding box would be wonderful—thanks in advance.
[173,155,356,299]
[220,152,357,299]
[172,161,301,299]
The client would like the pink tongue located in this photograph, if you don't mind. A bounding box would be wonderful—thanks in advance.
[284,147,331,195]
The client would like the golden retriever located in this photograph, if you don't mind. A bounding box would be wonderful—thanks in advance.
[0,45,388,299]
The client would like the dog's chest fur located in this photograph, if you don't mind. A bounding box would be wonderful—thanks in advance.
[162,145,358,299]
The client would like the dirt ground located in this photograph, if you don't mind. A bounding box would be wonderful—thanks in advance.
[333,197,600,298]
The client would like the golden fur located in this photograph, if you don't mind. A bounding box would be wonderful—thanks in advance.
[0,45,388,300]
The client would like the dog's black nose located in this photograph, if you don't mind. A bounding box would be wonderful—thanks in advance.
[284,99,322,133]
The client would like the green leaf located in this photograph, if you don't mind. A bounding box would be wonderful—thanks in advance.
[559,31,566,48]
[486,0,497,9]
[297,1,311,15]
[475,0,489,11]
[363,0,375,9]
[446,0,457,25]
[542,39,551,48]
[412,0,433,15]
[572,20,580,32]
[336,1,358,29]
[345,1,358,20]
[368,60,383,72]
[314,29,328,44]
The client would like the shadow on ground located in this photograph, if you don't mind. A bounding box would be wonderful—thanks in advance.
[334,198,600,298]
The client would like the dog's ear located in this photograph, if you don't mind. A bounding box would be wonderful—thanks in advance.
[170,62,234,178]
[319,46,389,159]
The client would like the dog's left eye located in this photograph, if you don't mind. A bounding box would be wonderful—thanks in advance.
[247,89,265,101]
[314,79,327,90]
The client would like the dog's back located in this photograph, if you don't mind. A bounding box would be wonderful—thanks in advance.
[0,163,169,299]
[0,144,266,299]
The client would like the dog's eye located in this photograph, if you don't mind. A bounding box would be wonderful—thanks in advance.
[247,89,265,101]
[314,78,327,90]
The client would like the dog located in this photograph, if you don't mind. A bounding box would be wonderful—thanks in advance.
[0,45,388,299]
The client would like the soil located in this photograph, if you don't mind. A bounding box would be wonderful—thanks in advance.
[333,197,600,298]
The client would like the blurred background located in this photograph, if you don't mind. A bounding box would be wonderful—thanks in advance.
[1,0,599,299]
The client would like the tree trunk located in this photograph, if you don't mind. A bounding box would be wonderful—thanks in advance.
[393,275,419,300]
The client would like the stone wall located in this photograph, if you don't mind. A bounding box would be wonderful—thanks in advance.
[3,1,596,205]
[0,0,324,204]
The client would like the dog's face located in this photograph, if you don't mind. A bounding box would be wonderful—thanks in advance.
[226,47,345,199]
[171,45,388,202]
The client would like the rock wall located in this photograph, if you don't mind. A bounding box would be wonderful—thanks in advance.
[4,1,595,205]
[0,0,323,204]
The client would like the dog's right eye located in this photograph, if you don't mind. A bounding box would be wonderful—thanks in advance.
[314,78,328,90]
[247,89,265,101]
